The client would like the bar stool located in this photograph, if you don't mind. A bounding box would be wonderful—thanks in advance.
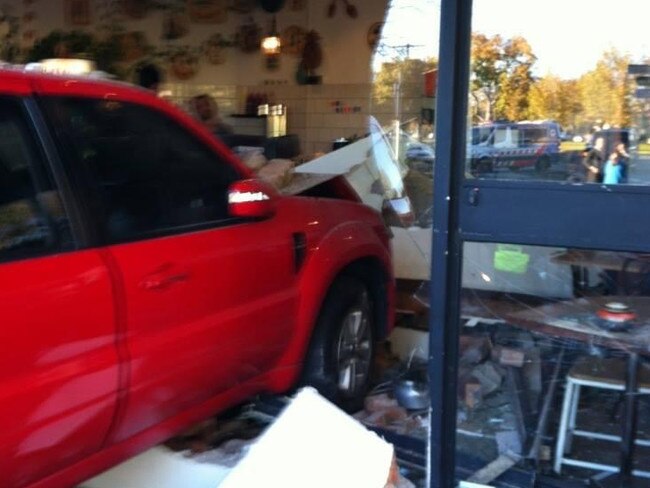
[554,356,650,476]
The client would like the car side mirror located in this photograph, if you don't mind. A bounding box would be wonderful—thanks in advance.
[228,179,277,219]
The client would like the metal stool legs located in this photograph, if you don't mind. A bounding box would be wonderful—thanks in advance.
[554,377,576,472]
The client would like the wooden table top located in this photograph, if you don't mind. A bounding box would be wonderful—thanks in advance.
[551,250,650,273]
[504,296,650,355]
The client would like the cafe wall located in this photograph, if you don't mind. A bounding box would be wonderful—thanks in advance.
[3,0,428,154]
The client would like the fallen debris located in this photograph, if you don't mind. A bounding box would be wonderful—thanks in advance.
[219,388,396,488]
[492,346,526,368]
[470,362,503,396]
[466,452,519,485]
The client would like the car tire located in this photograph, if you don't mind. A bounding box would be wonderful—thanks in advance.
[300,276,375,412]
[535,155,551,173]
[478,157,493,174]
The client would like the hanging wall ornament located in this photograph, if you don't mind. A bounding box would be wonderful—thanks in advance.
[236,18,261,53]
[259,0,285,13]
[162,10,190,40]
[187,0,227,24]
[230,0,256,14]
[21,0,37,51]
[121,0,148,19]
[367,21,382,50]
[169,47,199,80]
[118,31,148,63]
[300,30,322,72]
[203,33,227,64]
[290,0,305,11]
[281,25,306,57]
[0,6,19,61]
[65,0,92,25]
[326,0,357,19]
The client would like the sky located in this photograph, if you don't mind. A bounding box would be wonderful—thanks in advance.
[376,0,650,79]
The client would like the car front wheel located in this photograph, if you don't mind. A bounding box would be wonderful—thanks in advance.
[300,276,375,412]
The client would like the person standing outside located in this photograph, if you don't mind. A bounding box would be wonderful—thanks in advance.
[616,142,630,183]
[603,151,624,184]
[582,136,605,183]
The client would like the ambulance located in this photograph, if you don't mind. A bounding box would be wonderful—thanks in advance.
[469,120,562,174]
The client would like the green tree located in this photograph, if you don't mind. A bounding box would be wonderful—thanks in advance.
[528,76,582,129]
[471,34,536,122]
[372,57,438,107]
[470,33,502,122]
[493,36,536,121]
[577,49,632,129]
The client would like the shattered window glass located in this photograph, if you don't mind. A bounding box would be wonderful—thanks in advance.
[457,244,650,486]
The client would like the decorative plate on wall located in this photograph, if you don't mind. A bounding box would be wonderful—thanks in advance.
[187,0,228,24]
[169,48,199,80]
[121,0,148,20]
[230,0,256,13]
[367,21,383,50]
[281,25,306,57]
[118,31,148,63]
[65,0,91,25]
[162,11,190,40]
[203,33,227,64]
[290,0,306,11]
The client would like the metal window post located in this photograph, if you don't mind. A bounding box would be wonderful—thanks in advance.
[429,0,473,487]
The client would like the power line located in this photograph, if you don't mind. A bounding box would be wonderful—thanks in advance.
[377,42,424,59]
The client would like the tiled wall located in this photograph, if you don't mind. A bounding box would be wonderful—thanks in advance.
[164,82,427,157]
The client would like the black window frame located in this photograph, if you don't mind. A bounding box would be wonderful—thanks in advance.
[429,1,650,486]
[39,95,247,247]
[0,96,75,264]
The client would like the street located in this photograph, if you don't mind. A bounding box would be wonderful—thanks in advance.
[473,153,650,185]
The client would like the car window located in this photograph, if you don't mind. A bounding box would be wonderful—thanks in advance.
[0,97,70,263]
[42,97,241,244]
[493,126,519,148]
[521,127,547,144]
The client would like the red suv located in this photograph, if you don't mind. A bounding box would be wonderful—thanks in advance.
[0,68,394,488]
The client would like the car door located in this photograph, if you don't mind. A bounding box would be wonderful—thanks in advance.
[41,96,298,442]
[0,94,118,487]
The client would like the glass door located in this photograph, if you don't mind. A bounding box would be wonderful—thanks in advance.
[430,1,650,487]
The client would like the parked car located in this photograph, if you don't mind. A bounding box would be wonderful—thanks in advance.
[469,120,562,174]
[0,67,394,488]
[405,143,435,174]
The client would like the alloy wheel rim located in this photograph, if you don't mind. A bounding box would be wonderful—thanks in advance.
[335,296,372,397]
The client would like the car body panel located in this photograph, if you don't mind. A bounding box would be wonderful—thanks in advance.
[0,68,394,488]
[105,213,298,443]
[0,251,119,488]
[271,197,395,386]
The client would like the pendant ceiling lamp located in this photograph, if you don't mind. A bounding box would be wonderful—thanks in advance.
[261,15,281,55]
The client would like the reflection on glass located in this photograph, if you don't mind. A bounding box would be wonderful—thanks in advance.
[467,0,650,185]
[349,2,441,486]
[458,243,650,485]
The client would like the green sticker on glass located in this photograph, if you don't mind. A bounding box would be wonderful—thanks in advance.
[494,244,530,274]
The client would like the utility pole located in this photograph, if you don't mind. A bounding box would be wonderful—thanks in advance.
[393,70,402,158]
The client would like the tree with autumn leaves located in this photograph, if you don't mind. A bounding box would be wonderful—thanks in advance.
[372,57,438,106]
[471,34,536,123]
[470,33,634,131]
[372,33,633,132]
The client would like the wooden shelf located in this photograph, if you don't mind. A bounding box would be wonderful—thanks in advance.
[229,114,267,118]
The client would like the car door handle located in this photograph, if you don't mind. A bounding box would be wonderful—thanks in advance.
[140,267,190,290]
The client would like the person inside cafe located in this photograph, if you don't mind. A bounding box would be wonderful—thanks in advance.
[190,94,234,141]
